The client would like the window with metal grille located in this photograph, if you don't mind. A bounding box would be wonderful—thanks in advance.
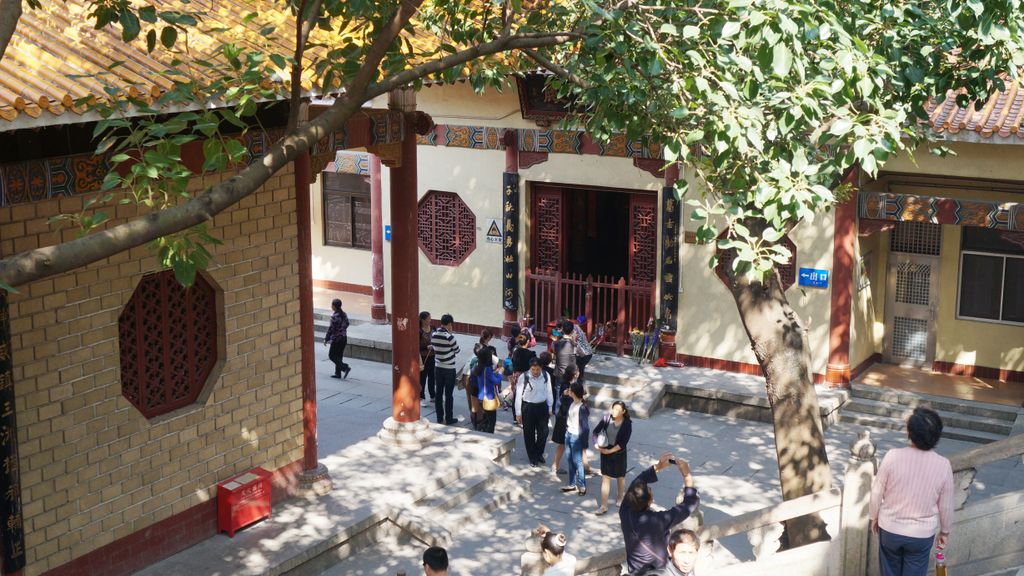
[118,271,221,418]
[890,221,942,255]
[957,228,1024,325]
[715,233,797,291]
[323,172,371,249]
[417,190,476,266]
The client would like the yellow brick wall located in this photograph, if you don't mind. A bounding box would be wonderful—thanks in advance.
[0,166,304,574]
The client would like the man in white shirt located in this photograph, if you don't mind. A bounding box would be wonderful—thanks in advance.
[515,357,554,467]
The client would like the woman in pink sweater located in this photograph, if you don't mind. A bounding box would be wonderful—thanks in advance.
[869,407,954,576]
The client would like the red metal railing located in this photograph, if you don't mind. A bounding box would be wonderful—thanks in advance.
[524,270,655,356]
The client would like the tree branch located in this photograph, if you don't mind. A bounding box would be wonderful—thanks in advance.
[522,48,591,89]
[0,0,21,62]
[287,0,325,132]
[367,31,578,98]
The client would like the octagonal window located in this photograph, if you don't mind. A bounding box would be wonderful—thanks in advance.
[715,233,797,291]
[118,270,221,418]
[417,190,476,266]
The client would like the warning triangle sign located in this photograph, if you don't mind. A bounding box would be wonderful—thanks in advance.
[486,220,502,239]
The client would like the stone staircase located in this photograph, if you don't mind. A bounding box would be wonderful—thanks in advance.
[393,463,527,546]
[839,383,1019,444]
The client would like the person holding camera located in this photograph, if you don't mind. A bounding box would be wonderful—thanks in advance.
[619,452,700,575]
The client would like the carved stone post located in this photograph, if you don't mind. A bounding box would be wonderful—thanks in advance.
[841,430,877,576]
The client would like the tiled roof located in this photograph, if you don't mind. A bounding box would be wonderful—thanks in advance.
[0,1,442,127]
[926,84,1024,140]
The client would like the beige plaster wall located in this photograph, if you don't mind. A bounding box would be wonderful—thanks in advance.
[676,184,836,375]
[849,229,887,369]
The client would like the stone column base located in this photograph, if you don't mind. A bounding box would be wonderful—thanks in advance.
[377,417,435,448]
[371,304,388,324]
[297,463,333,497]
[826,363,851,388]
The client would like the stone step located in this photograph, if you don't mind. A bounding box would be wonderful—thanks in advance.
[435,476,526,533]
[850,383,1018,422]
[415,473,499,513]
[842,398,1014,436]
[838,412,1007,444]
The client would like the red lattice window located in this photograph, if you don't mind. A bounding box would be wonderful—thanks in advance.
[417,191,476,266]
[715,233,797,291]
[118,270,221,418]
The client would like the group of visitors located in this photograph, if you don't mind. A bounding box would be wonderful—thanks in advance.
[335,304,952,576]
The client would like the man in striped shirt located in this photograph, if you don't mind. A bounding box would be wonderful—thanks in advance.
[431,314,461,425]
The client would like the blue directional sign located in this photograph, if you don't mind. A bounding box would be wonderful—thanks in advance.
[798,267,830,289]
[385,225,391,241]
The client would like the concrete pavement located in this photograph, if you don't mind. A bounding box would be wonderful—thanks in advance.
[139,331,1024,575]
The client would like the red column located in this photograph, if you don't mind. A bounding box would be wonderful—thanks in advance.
[369,154,387,324]
[503,129,519,337]
[388,90,422,422]
[295,149,320,470]
[826,168,860,388]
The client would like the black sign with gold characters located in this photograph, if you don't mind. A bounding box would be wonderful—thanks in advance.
[659,187,681,327]
[502,172,520,311]
[0,292,25,572]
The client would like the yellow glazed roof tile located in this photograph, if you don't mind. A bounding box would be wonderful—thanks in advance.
[0,0,448,126]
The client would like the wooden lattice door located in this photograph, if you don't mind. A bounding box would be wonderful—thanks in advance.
[532,185,564,273]
[629,194,658,285]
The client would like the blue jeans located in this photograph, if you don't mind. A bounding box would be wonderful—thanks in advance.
[879,527,933,576]
[566,431,585,490]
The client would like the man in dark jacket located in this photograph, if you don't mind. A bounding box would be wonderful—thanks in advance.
[619,453,700,574]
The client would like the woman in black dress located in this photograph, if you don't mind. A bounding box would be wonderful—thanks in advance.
[593,400,632,515]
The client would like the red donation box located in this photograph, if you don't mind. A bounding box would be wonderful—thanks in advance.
[217,467,272,537]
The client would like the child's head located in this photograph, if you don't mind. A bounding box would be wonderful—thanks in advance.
[538,351,553,367]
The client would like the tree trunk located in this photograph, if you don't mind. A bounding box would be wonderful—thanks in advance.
[729,272,832,549]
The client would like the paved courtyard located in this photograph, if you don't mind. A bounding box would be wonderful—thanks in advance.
[313,341,1023,575]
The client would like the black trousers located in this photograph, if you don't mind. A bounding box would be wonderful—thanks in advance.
[576,353,593,382]
[434,367,457,423]
[521,401,550,463]
[478,409,497,433]
[328,336,349,376]
[420,355,436,399]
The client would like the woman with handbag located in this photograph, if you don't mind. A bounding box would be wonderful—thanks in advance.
[593,400,632,515]
[473,348,502,433]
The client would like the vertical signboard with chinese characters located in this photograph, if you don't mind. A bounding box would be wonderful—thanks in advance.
[502,173,520,311]
[659,188,681,326]
[0,292,25,572]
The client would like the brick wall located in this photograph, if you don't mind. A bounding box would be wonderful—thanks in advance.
[0,166,304,574]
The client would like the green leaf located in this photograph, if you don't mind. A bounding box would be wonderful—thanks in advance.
[830,118,853,136]
[967,0,984,16]
[772,44,793,77]
[659,23,678,36]
[161,26,178,49]
[0,281,19,294]
[120,10,141,42]
[721,21,741,38]
[682,25,699,39]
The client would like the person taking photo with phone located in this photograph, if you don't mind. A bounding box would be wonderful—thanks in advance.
[619,452,700,575]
